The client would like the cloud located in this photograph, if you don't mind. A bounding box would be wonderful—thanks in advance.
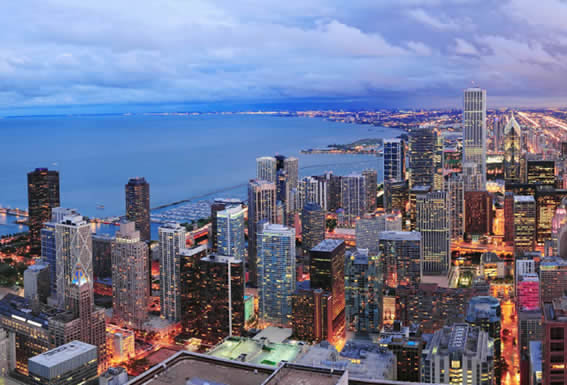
[408,8,459,30]
[454,38,479,56]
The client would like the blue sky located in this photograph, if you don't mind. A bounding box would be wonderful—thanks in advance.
[2,0,567,114]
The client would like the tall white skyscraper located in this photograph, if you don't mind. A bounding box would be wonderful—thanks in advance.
[112,222,149,329]
[159,222,186,321]
[55,212,93,310]
[284,157,299,189]
[216,205,246,258]
[463,88,487,191]
[298,176,328,211]
[257,223,296,326]
[444,173,465,240]
[417,191,451,276]
[256,156,277,182]
[340,173,367,227]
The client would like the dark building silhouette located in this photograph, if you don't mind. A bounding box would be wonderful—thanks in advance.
[465,191,493,235]
[125,177,150,241]
[301,202,326,253]
[27,168,60,253]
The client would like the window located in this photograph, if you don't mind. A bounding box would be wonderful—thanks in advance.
[551,327,564,340]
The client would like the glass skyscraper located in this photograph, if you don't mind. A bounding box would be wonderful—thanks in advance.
[416,191,450,276]
[125,177,150,241]
[383,138,405,182]
[27,168,60,253]
[216,204,245,258]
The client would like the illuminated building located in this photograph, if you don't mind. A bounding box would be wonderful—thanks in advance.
[276,169,289,210]
[514,196,536,256]
[125,177,150,241]
[517,256,538,278]
[27,168,60,252]
[216,204,245,259]
[421,324,493,385]
[210,198,243,252]
[301,202,325,252]
[257,223,296,326]
[41,222,57,296]
[283,156,299,189]
[179,245,207,336]
[504,192,515,243]
[543,296,567,385]
[444,147,462,175]
[518,309,543,363]
[298,176,328,211]
[106,326,135,363]
[486,154,504,181]
[291,284,334,344]
[480,252,505,280]
[552,198,567,256]
[527,160,555,186]
[378,321,421,382]
[158,222,186,322]
[383,138,405,182]
[379,231,421,288]
[466,296,501,385]
[417,191,450,276]
[24,262,50,306]
[384,180,408,216]
[340,173,367,227]
[445,173,465,240]
[248,180,277,286]
[92,234,114,279]
[54,212,93,311]
[28,341,98,385]
[99,367,128,385]
[409,127,439,189]
[309,239,346,345]
[362,169,377,212]
[465,191,493,235]
[540,256,567,304]
[409,184,431,230]
[314,172,341,212]
[256,156,277,183]
[111,222,149,329]
[517,274,540,312]
[463,88,487,192]
[536,187,567,246]
[196,254,245,346]
[345,248,383,332]
[355,213,402,255]
[504,115,522,183]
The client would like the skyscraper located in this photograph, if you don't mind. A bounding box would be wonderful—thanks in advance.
[543,297,567,385]
[362,169,377,212]
[27,168,60,252]
[355,214,402,255]
[417,191,450,276]
[125,177,150,241]
[92,234,114,279]
[445,173,465,240]
[527,160,555,186]
[504,115,522,183]
[465,191,493,235]
[247,180,277,286]
[514,195,536,256]
[210,198,243,252]
[256,156,277,182]
[540,256,567,305]
[158,222,186,322]
[504,192,515,244]
[298,176,328,211]
[179,245,208,337]
[379,231,422,288]
[463,87,487,191]
[216,204,245,258]
[112,222,149,329]
[383,138,405,182]
[257,223,296,326]
[301,202,326,253]
[55,212,93,311]
[340,173,367,227]
[284,156,299,189]
[409,128,438,189]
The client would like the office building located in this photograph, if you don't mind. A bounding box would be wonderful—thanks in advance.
[112,222,149,329]
[125,177,150,241]
[384,179,408,216]
[28,341,98,385]
[179,245,208,336]
[24,262,50,306]
[256,156,277,182]
[466,296,501,385]
[379,231,421,288]
[210,198,243,252]
[529,341,543,385]
[515,196,537,256]
[378,321,422,382]
[362,169,377,212]
[409,184,431,230]
[41,222,57,296]
[383,138,405,182]
[504,192,515,243]
[92,233,114,279]
[158,222,186,322]
[344,249,383,332]
[216,204,246,259]
[340,173,367,227]
[445,173,465,240]
[248,180,277,286]
[518,273,540,312]
[465,191,493,235]
[421,324,494,385]
[518,309,543,363]
[355,213,402,255]
[257,223,296,326]
[27,168,60,252]
[298,176,328,211]
[463,88,487,191]
[416,191,450,276]
[99,367,128,385]
[536,187,567,246]
[543,296,567,385]
[301,202,325,253]
[540,256,567,304]
[409,127,439,189]
[504,115,522,183]
[527,160,555,186]
[552,198,567,256]
[283,156,299,189]
[291,285,336,345]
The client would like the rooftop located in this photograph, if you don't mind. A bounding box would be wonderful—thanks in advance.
[29,340,96,368]
[378,231,421,241]
[201,254,243,264]
[0,293,61,329]
[311,239,344,252]
[208,336,301,367]
[514,195,535,203]
[264,365,346,385]
[218,204,245,217]
[253,327,293,344]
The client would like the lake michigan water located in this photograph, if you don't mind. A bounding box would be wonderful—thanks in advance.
[0,114,403,238]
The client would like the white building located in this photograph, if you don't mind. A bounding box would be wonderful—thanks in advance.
[256,156,277,183]
[355,214,402,255]
[463,88,487,191]
[158,222,186,322]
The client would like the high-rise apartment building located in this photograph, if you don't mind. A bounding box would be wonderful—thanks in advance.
[283,156,299,189]
[210,198,243,252]
[445,173,465,240]
[256,156,277,182]
[379,231,421,288]
[247,180,277,286]
[301,202,326,253]
[384,180,408,216]
[383,138,405,182]
[409,128,439,189]
[216,204,245,259]
[504,115,522,183]
[298,176,328,211]
[125,177,150,241]
[416,191,450,276]
[362,169,377,212]
[540,256,567,304]
[27,168,60,252]
[111,222,149,329]
[514,196,537,256]
[257,223,296,326]
[158,222,186,322]
[463,88,487,191]
[355,214,402,255]
[92,234,114,279]
[340,173,367,227]
[179,245,208,337]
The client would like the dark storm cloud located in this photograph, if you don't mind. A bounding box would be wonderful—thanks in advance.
[2,0,567,111]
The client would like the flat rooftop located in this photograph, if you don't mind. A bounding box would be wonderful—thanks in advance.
[209,337,300,367]
[29,340,96,368]
[378,231,421,241]
[264,365,346,385]
[311,239,344,252]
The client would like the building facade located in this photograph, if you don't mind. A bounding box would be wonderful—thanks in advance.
[125,177,150,242]
[158,222,186,322]
[27,168,60,252]
[463,88,487,191]
[416,191,450,276]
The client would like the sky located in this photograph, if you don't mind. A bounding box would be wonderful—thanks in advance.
[2,0,567,114]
